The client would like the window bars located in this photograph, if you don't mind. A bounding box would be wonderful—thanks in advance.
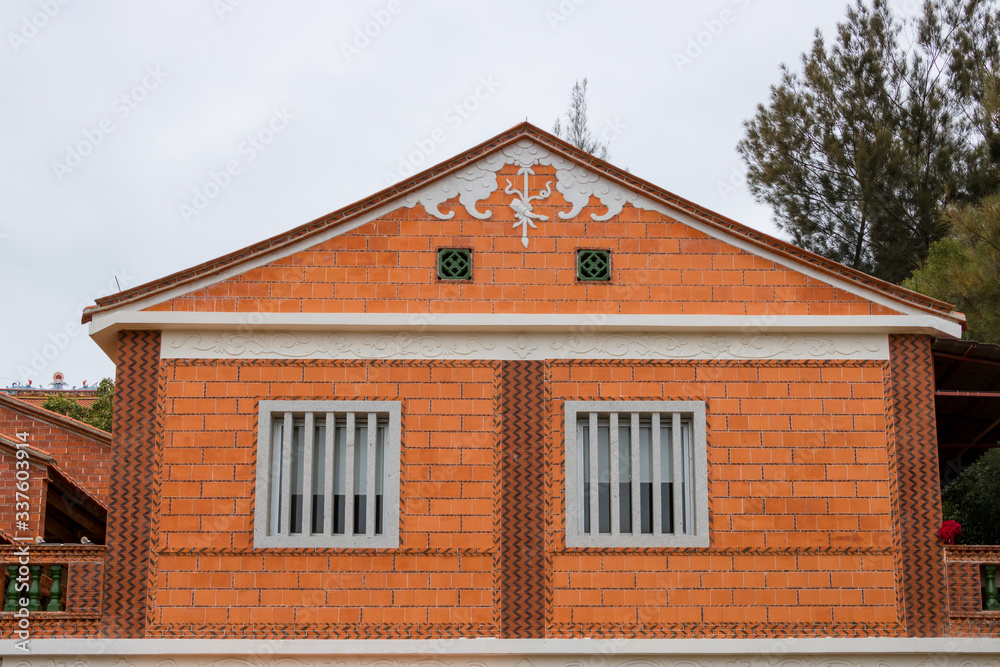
[565,401,709,547]
[255,401,401,548]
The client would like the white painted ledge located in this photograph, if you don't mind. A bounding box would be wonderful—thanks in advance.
[9,637,1000,656]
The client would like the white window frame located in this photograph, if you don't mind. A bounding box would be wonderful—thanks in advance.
[564,400,709,548]
[254,400,401,548]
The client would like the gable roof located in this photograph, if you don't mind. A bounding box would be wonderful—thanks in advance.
[81,122,963,333]
[0,393,111,445]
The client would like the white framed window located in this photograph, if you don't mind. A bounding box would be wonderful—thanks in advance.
[254,400,401,548]
[564,400,708,548]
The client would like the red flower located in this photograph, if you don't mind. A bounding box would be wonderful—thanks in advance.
[938,520,962,544]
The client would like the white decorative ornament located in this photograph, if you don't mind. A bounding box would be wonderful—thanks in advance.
[170,333,352,358]
[168,332,495,360]
[551,334,691,358]
[506,167,552,248]
[506,333,539,359]
[363,334,496,358]
[396,139,661,239]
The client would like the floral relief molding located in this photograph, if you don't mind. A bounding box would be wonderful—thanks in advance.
[161,331,888,361]
[396,139,662,247]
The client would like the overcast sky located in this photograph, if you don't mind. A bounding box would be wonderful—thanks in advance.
[0,0,920,389]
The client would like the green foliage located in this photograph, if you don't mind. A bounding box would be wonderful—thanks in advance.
[553,78,610,160]
[41,378,114,433]
[904,192,1000,342]
[942,448,1000,545]
[738,0,1000,284]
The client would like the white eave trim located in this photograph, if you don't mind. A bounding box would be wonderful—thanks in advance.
[12,637,1000,657]
[89,311,961,361]
[88,311,964,361]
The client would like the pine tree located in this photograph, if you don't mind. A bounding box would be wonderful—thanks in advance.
[553,78,610,160]
[738,0,1000,283]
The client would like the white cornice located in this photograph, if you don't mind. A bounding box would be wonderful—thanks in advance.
[89,312,961,362]
[11,637,1000,657]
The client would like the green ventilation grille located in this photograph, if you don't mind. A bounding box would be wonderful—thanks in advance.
[576,249,611,281]
[437,248,472,280]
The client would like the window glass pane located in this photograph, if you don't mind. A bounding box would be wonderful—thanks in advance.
[682,420,693,534]
[269,418,283,534]
[578,418,590,534]
[311,422,326,534]
[290,420,305,534]
[597,419,610,534]
[660,422,673,534]
[333,421,346,534]
[639,421,652,534]
[375,423,386,535]
[618,421,631,534]
[354,424,369,534]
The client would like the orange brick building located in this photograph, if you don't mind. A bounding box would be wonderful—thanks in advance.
[0,393,109,544]
[7,123,1000,665]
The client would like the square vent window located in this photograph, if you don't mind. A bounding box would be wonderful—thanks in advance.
[437,248,472,280]
[577,249,611,281]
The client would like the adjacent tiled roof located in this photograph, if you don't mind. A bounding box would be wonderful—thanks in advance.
[0,389,99,408]
[81,121,961,324]
[0,393,111,444]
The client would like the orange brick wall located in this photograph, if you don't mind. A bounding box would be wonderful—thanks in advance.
[143,164,902,318]
[0,405,111,502]
[146,356,906,639]
[546,360,899,636]
[151,359,501,636]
